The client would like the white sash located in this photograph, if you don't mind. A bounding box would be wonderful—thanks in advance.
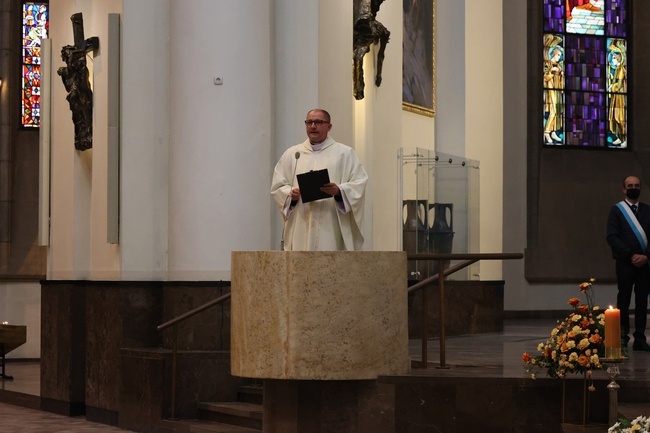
[617,201,648,251]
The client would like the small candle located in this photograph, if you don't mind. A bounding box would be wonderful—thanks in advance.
[605,306,621,359]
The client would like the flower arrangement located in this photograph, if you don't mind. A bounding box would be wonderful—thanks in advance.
[522,279,606,390]
[609,416,650,433]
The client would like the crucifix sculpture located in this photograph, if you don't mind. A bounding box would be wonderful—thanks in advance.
[353,0,390,100]
[58,13,99,151]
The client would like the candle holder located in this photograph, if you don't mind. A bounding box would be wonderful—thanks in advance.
[605,347,621,360]
[602,358,624,427]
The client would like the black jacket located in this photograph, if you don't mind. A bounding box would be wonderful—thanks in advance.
[606,201,650,261]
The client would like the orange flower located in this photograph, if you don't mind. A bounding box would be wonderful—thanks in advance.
[568,297,580,306]
[589,334,602,344]
[577,355,590,367]
[522,352,531,363]
[580,282,590,293]
[561,342,570,352]
[580,319,590,330]
[577,304,589,314]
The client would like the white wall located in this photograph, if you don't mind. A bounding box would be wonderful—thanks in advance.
[435,0,465,157]
[166,1,273,280]
[48,0,122,280]
[120,0,170,280]
[354,0,404,251]
[430,0,504,280]
[465,0,503,280]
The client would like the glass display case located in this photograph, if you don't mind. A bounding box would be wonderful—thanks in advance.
[398,148,480,281]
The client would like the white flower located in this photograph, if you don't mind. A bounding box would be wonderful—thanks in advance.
[537,342,545,351]
[573,315,582,322]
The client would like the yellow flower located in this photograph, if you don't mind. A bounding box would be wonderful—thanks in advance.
[577,338,590,350]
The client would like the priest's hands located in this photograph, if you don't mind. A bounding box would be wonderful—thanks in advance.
[320,182,340,197]
[290,188,301,201]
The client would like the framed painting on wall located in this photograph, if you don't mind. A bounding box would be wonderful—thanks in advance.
[402,0,435,117]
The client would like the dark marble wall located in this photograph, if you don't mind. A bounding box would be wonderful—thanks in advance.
[40,280,233,427]
[263,379,396,433]
[84,283,164,424]
[119,349,242,432]
[40,283,85,416]
[408,280,504,339]
[161,283,231,351]
[384,376,608,433]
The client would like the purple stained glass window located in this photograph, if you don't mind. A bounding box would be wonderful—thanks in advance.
[542,0,628,149]
[21,2,48,128]
[543,0,565,33]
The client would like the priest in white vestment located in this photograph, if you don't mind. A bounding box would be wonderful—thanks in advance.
[271,109,368,251]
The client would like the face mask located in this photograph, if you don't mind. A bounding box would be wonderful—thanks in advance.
[627,188,641,200]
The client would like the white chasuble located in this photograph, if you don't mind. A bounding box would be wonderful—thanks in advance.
[271,137,368,251]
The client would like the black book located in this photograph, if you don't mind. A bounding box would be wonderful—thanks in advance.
[297,169,331,203]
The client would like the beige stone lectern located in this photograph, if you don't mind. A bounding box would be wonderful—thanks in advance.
[231,251,410,380]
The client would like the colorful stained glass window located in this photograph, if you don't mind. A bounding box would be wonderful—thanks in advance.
[22,2,48,128]
[542,0,628,148]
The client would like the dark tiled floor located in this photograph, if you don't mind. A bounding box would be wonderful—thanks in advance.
[410,318,650,382]
[1,318,649,431]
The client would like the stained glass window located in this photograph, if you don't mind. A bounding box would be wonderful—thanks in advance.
[22,2,49,128]
[542,0,627,148]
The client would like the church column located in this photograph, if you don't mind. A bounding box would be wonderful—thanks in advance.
[0,1,18,270]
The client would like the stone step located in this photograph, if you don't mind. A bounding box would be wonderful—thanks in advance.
[237,385,263,405]
[197,402,263,431]
[161,418,261,433]
[187,420,261,433]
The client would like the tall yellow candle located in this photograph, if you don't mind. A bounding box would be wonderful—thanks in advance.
[605,306,621,359]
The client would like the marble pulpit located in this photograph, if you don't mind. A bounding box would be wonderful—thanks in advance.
[230,251,410,380]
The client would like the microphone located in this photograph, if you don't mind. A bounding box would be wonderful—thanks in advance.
[281,152,301,250]
[291,151,301,184]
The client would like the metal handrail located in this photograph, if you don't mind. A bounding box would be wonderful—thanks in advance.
[406,253,524,369]
[156,291,232,419]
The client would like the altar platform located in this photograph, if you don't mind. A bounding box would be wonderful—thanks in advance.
[1,318,650,432]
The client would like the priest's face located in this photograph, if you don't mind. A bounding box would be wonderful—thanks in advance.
[305,111,332,144]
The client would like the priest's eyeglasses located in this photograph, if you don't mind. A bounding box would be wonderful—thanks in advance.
[304,120,329,126]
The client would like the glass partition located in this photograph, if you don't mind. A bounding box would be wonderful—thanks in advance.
[399,148,480,281]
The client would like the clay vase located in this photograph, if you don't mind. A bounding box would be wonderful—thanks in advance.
[403,200,428,280]
[428,203,454,274]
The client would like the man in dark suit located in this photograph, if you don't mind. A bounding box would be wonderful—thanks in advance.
[607,175,650,351]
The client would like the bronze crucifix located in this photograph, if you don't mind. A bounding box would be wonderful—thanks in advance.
[58,13,99,151]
